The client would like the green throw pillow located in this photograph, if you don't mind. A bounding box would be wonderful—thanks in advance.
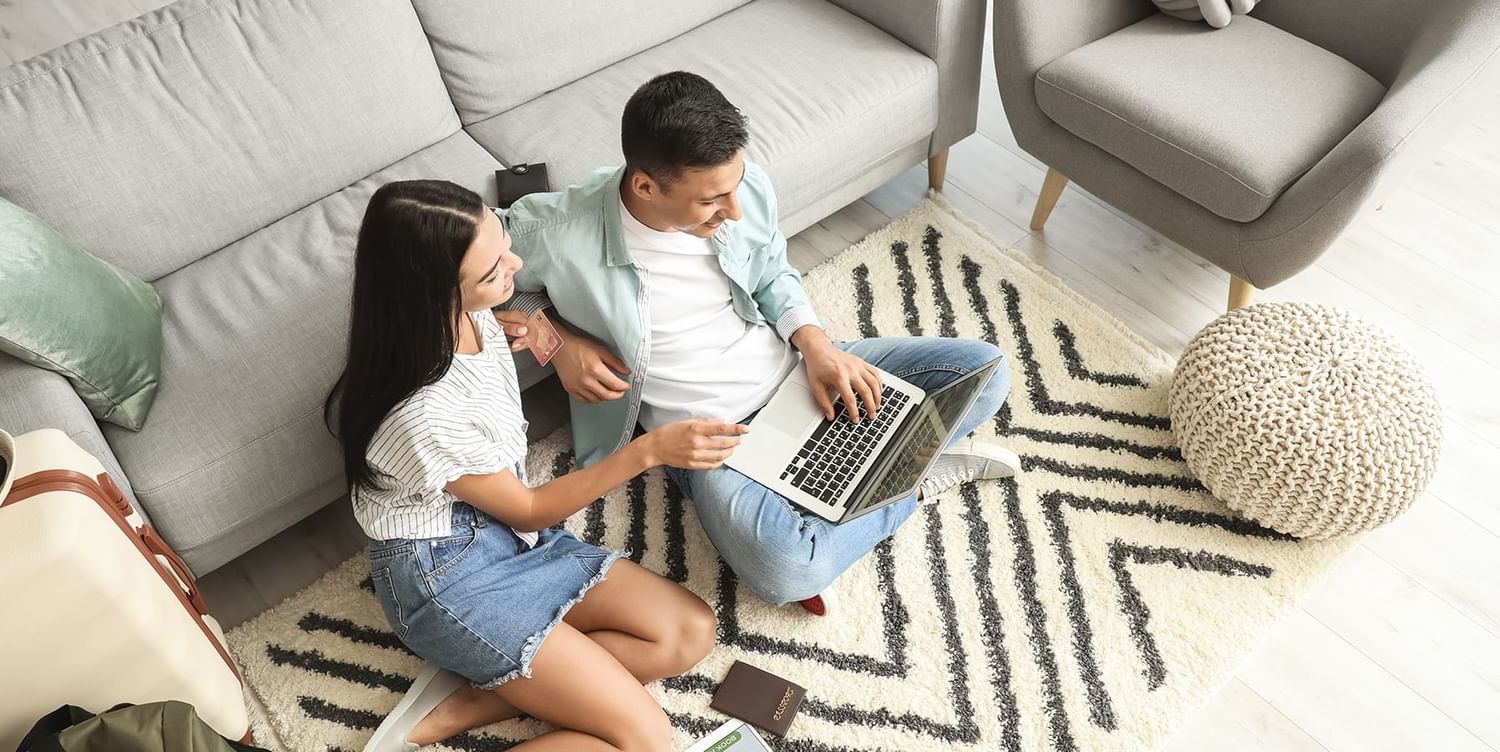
[0,197,162,430]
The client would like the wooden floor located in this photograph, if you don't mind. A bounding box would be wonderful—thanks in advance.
[6,4,1499,751]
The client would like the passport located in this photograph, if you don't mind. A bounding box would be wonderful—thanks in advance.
[710,661,806,738]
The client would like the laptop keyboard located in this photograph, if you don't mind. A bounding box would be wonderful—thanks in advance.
[779,386,910,506]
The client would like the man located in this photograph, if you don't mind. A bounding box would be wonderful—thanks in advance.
[500,72,1017,615]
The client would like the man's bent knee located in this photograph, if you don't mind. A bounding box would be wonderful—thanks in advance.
[737,551,838,606]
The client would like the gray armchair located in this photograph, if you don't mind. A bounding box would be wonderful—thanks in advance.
[992,0,1500,309]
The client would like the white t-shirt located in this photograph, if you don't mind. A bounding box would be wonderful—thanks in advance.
[619,197,797,430]
[352,310,538,546]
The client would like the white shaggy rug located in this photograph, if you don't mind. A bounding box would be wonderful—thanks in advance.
[227,195,1352,751]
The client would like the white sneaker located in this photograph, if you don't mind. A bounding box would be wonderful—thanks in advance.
[363,663,468,752]
[918,438,1021,504]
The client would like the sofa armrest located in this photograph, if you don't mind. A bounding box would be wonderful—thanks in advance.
[0,354,147,524]
[991,0,1154,145]
[827,0,988,154]
[1247,0,1500,255]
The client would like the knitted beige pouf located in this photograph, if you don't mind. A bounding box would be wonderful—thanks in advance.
[1169,303,1443,538]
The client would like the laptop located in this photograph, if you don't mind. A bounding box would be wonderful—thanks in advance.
[727,356,1002,523]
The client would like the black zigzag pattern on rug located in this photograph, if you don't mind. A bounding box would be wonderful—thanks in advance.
[1051,321,1148,389]
[1107,540,1273,691]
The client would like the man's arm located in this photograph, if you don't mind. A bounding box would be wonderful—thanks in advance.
[743,168,882,422]
[490,209,632,401]
[744,174,823,342]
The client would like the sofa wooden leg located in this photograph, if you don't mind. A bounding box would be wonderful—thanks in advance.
[928,149,949,192]
[1030,168,1068,230]
[1228,275,1256,310]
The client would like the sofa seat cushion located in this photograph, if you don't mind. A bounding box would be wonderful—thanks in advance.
[99,131,549,573]
[1035,15,1386,223]
[466,0,938,224]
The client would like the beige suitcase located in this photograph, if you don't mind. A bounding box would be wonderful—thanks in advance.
[0,428,252,749]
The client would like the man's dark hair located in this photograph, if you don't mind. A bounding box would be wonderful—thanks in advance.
[622,71,748,186]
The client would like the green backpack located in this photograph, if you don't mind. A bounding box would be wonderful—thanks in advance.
[17,702,267,752]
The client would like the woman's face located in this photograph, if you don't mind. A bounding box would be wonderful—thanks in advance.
[457,210,523,312]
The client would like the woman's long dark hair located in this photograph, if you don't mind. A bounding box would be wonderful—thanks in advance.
[325,179,486,493]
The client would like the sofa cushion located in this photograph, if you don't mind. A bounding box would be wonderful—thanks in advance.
[0,198,162,430]
[409,0,751,126]
[1035,15,1386,223]
[466,0,939,223]
[0,0,460,282]
[99,131,544,574]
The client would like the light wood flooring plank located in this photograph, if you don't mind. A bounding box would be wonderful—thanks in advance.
[1363,188,1500,294]
[1165,679,1328,752]
[1303,545,1500,748]
[1426,419,1500,539]
[1237,609,1492,752]
[1318,223,1500,369]
[1404,150,1500,236]
[1362,497,1500,639]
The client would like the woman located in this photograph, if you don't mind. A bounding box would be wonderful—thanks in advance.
[326,180,743,751]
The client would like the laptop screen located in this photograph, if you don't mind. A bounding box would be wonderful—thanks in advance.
[853,357,1001,509]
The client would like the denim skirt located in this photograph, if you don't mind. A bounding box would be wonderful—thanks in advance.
[366,502,625,689]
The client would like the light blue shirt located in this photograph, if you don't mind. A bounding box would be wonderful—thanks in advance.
[502,161,821,467]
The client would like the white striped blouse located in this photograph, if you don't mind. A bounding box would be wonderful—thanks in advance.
[352,310,538,547]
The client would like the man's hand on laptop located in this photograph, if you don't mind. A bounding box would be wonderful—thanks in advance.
[791,326,882,424]
[497,309,631,403]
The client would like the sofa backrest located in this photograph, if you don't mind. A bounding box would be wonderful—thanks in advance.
[1253,0,1430,86]
[0,0,460,282]
[409,0,752,127]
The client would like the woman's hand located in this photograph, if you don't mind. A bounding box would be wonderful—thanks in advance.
[639,419,750,470]
[495,309,534,353]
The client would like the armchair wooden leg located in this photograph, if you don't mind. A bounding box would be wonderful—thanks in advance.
[1030,168,1068,231]
[928,149,949,192]
[1228,275,1256,310]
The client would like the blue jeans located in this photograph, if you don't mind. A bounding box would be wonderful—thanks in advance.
[367,503,626,688]
[665,337,1011,605]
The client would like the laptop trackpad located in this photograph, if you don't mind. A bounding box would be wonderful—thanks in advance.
[758,392,818,438]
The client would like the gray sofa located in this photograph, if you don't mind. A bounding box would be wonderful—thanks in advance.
[0,0,984,574]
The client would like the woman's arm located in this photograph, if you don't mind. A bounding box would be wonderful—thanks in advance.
[445,419,748,532]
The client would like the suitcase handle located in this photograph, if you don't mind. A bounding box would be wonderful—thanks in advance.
[139,523,210,616]
[5,469,209,616]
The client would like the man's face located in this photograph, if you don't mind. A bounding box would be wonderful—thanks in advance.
[634,150,746,238]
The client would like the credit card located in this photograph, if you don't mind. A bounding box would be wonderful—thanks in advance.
[528,309,564,367]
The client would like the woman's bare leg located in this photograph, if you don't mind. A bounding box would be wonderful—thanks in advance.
[405,683,519,746]
[562,560,717,682]
[499,622,672,751]
[408,561,714,745]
